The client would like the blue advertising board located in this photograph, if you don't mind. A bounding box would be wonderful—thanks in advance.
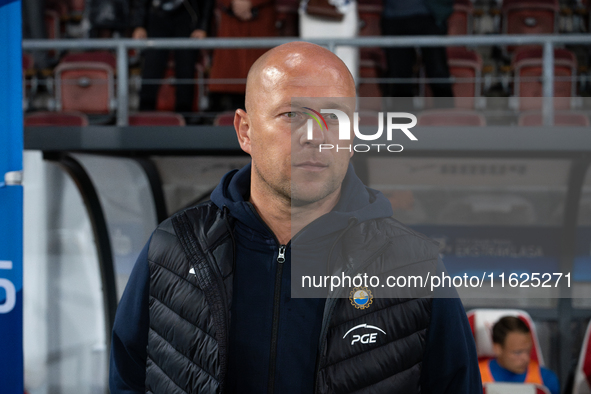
[0,0,24,392]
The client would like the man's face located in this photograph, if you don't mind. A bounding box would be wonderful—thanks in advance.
[242,57,355,207]
[493,332,533,374]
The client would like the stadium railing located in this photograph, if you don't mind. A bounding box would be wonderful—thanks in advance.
[22,34,591,126]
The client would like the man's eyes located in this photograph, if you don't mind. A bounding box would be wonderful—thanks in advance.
[282,111,304,120]
[281,111,340,122]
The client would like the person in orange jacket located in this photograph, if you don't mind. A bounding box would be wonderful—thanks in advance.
[479,316,559,394]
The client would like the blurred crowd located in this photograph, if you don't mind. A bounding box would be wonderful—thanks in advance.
[21,0,591,125]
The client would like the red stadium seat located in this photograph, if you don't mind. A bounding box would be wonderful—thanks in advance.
[483,383,551,394]
[417,109,486,126]
[512,46,577,110]
[24,111,89,126]
[54,51,116,114]
[214,112,236,126]
[448,0,473,35]
[60,51,117,69]
[467,309,545,366]
[128,112,186,126]
[502,0,559,35]
[518,111,589,126]
[446,47,483,108]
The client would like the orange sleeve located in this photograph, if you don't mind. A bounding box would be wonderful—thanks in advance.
[479,359,494,385]
[525,361,544,385]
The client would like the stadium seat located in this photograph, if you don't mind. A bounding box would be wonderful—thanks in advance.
[417,109,486,126]
[446,47,483,108]
[24,111,89,126]
[502,0,559,35]
[60,51,117,69]
[54,51,116,114]
[213,112,236,126]
[467,309,545,366]
[518,111,589,126]
[484,383,551,394]
[512,46,577,110]
[128,112,186,126]
[448,0,473,35]
[572,319,591,394]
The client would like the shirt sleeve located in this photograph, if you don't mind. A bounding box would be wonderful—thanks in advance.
[109,237,152,394]
[420,259,483,394]
[541,367,560,394]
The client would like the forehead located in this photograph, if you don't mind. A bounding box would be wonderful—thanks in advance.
[263,79,355,114]
[503,332,532,348]
[272,76,352,96]
[260,59,354,93]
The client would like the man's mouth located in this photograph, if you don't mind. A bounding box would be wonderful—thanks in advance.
[293,161,329,172]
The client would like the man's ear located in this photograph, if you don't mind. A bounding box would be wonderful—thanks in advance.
[493,343,503,358]
[234,109,252,154]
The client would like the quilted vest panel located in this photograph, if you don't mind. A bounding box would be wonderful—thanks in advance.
[146,203,234,394]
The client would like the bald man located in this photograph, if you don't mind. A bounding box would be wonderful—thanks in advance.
[109,42,481,394]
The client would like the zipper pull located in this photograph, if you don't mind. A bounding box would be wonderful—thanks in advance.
[277,245,286,264]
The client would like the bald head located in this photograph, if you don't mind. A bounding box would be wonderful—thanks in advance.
[245,42,356,113]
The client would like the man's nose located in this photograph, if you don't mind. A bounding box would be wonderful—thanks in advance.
[299,118,327,146]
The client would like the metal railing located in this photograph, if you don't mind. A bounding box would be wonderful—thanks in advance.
[22,34,591,126]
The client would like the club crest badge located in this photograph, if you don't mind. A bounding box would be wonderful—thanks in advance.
[349,287,373,310]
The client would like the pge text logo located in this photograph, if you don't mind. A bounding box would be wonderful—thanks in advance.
[342,323,387,346]
[306,110,417,153]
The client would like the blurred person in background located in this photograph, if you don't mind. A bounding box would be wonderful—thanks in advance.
[207,0,276,113]
[381,0,453,98]
[131,0,214,115]
[480,316,559,394]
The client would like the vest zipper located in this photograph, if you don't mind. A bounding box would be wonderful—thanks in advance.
[268,244,286,393]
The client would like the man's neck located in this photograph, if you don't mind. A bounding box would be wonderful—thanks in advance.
[249,185,342,245]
